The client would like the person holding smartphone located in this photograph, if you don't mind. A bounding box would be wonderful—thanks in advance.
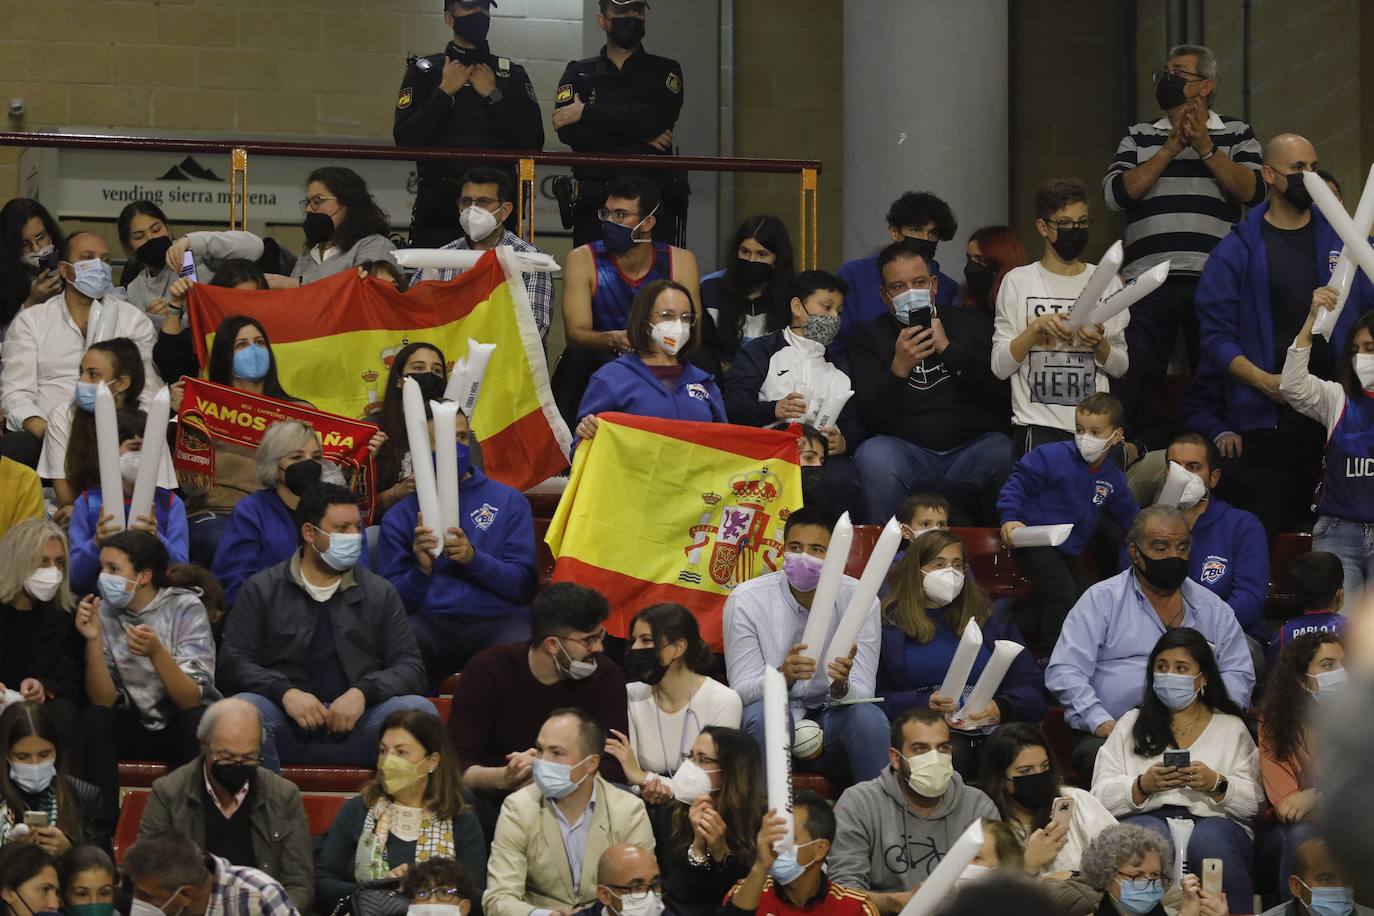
[0,199,64,343]
[1091,627,1262,907]
[0,702,111,852]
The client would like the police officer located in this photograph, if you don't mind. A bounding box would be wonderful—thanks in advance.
[395,0,544,248]
[552,0,688,248]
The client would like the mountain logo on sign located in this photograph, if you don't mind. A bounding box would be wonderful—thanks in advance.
[157,157,223,182]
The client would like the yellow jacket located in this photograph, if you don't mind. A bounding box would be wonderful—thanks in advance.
[0,458,43,538]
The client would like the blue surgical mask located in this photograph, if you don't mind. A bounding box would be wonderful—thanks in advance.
[1152,671,1201,711]
[1309,668,1348,699]
[891,287,930,325]
[531,755,591,800]
[232,344,271,381]
[71,258,113,299]
[601,205,658,254]
[9,759,56,794]
[769,840,820,886]
[1116,878,1165,914]
[313,526,363,572]
[98,572,136,609]
[1300,882,1355,916]
[75,381,100,413]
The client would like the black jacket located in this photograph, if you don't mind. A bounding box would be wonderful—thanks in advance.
[648,803,749,916]
[0,601,83,702]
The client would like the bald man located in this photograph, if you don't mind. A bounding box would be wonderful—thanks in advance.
[594,845,665,916]
[140,699,314,912]
[1193,132,1374,535]
[0,230,159,468]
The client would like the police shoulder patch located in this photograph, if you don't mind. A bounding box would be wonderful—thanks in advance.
[497,57,511,76]
[666,72,681,94]
[556,83,574,104]
[397,87,413,110]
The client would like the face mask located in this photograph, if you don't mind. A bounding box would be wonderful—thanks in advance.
[957,864,991,885]
[24,566,63,603]
[783,551,823,592]
[769,840,819,886]
[891,288,930,326]
[210,762,255,795]
[1050,228,1089,263]
[555,640,598,680]
[314,527,363,572]
[452,11,491,44]
[904,750,954,798]
[98,572,137,609]
[670,758,717,804]
[379,754,430,795]
[69,905,116,916]
[800,465,825,502]
[1275,172,1313,212]
[624,647,668,686]
[651,320,689,357]
[1155,71,1188,110]
[736,258,774,288]
[406,370,448,403]
[303,210,336,246]
[1354,354,1374,390]
[1009,770,1058,811]
[1308,667,1348,699]
[1299,882,1356,916]
[602,205,657,254]
[135,235,174,269]
[20,244,54,271]
[1075,432,1114,464]
[1176,470,1209,509]
[1117,878,1165,914]
[75,381,100,413]
[283,459,323,497]
[120,450,142,486]
[460,205,501,243]
[70,258,113,299]
[232,344,272,382]
[130,889,187,916]
[963,259,995,297]
[531,755,591,800]
[1135,552,1189,592]
[608,16,646,49]
[799,313,840,348]
[409,906,463,916]
[9,759,57,794]
[1152,671,1201,711]
[902,237,938,264]
[921,567,965,606]
[613,891,664,916]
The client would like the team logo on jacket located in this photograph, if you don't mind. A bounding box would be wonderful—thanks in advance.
[1092,480,1113,506]
[1201,555,1228,584]
[686,383,710,400]
[470,503,498,531]
[680,469,788,589]
[1329,250,1342,274]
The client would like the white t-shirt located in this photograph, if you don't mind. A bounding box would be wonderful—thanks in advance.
[38,395,179,489]
[626,676,743,780]
[991,262,1128,432]
[1011,785,1118,875]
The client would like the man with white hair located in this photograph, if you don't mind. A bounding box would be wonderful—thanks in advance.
[139,698,314,913]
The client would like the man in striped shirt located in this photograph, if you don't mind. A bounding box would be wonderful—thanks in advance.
[125,830,299,916]
[1104,44,1263,453]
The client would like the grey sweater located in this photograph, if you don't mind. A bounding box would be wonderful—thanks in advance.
[289,234,396,285]
[829,766,998,891]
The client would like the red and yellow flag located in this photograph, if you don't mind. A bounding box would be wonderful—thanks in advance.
[545,413,804,649]
[187,248,570,490]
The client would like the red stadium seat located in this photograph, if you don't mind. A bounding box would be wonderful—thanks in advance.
[844,526,883,579]
[949,527,1032,602]
[432,696,452,723]
[533,517,555,586]
[1266,532,1313,617]
[118,761,170,788]
[525,492,562,520]
[305,793,350,836]
[793,773,836,800]
[113,790,149,864]
[280,766,372,793]
[439,673,461,696]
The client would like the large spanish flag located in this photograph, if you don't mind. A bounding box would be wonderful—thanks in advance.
[545,413,803,649]
[187,247,570,490]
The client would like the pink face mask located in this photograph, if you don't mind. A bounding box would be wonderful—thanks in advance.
[783,551,824,592]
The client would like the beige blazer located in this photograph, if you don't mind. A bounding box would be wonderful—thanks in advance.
[483,776,655,916]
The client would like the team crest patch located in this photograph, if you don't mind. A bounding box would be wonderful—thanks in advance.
[1330,250,1342,273]
[1092,480,1114,506]
[556,84,574,104]
[497,57,511,76]
[666,72,681,94]
[1201,554,1228,583]
[397,87,413,110]
[686,383,709,401]
[470,503,499,531]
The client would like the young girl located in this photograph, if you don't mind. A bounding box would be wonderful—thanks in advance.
[701,216,796,370]
[58,844,116,916]
[67,407,189,594]
[0,703,110,853]
[0,844,59,916]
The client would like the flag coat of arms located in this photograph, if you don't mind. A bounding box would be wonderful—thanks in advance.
[545,413,804,649]
[187,247,570,490]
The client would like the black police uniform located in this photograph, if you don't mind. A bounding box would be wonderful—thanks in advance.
[553,44,687,247]
[394,41,544,248]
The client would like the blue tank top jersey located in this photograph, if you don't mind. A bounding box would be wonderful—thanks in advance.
[1319,392,1374,521]
[589,240,674,330]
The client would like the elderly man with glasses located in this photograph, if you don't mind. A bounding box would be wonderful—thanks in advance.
[138,698,314,914]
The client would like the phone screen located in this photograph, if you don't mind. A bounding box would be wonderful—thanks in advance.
[23,810,49,828]
[908,304,934,330]
[1163,750,1190,769]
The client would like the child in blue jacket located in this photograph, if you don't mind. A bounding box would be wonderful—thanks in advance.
[998,392,1139,645]
[1268,550,1347,670]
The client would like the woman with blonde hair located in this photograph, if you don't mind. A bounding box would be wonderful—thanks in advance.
[877,529,1045,777]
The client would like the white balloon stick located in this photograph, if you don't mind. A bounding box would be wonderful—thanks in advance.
[823,517,902,672]
[444,359,471,404]
[897,819,985,916]
[432,400,462,540]
[937,619,983,702]
[94,382,126,532]
[1306,171,1374,298]
[1010,524,1074,548]
[799,512,853,665]
[402,377,443,557]
[812,389,854,432]
[394,247,561,274]
[460,340,496,418]
[952,640,1024,724]
[90,301,119,345]
[1090,260,1170,326]
[1315,163,1374,340]
[1067,240,1124,329]
[1155,461,1194,508]
[763,667,795,855]
[127,386,171,529]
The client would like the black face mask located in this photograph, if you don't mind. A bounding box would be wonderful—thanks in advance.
[904,237,938,264]
[1280,172,1313,212]
[1050,228,1089,263]
[1155,72,1188,111]
[283,459,323,497]
[963,259,995,297]
[1009,770,1057,811]
[801,465,825,504]
[302,211,336,247]
[736,258,774,289]
[452,12,491,45]
[608,17,645,49]
[406,371,447,403]
[211,762,255,795]
[1135,551,1189,592]
[135,235,174,270]
[624,647,669,686]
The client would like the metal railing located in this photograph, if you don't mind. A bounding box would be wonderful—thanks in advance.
[0,131,823,267]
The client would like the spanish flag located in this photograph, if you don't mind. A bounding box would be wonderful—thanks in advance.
[187,248,570,490]
[545,413,803,649]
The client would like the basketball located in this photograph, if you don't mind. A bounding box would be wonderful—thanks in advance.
[792,719,824,760]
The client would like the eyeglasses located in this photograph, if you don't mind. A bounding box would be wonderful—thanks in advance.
[1152,69,1204,84]
[598,208,643,223]
[1044,219,1092,231]
[606,879,664,901]
[300,195,340,212]
[1115,873,1169,892]
[459,196,503,210]
[686,752,718,767]
[209,752,262,766]
[411,888,467,903]
[650,310,696,325]
[561,628,607,650]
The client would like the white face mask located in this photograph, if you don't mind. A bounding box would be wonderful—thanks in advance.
[670,758,717,804]
[119,450,142,485]
[409,905,464,916]
[921,567,965,606]
[1075,432,1114,464]
[24,566,63,603]
[614,891,665,916]
[1355,353,1374,390]
[957,864,991,886]
[651,320,689,357]
[459,205,501,243]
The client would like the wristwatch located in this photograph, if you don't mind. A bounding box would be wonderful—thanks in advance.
[1213,775,1229,796]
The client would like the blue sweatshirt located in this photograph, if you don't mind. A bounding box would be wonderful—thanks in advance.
[69,488,188,593]
[377,469,538,621]
[832,254,960,357]
[575,353,726,432]
[1267,609,1346,669]
[997,440,1138,557]
[211,488,371,607]
[1196,201,1374,433]
[1186,498,1269,639]
[878,605,1046,724]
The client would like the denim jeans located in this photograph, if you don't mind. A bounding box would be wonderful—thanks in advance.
[1123,807,1253,905]
[853,432,1013,525]
[410,611,532,693]
[740,699,890,783]
[235,692,437,771]
[1312,515,1374,600]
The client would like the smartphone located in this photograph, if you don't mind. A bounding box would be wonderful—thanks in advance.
[179,250,198,282]
[907,303,934,331]
[1163,750,1191,769]
[38,249,60,274]
[23,810,49,829]
[1201,858,1223,894]
[1050,796,1073,828]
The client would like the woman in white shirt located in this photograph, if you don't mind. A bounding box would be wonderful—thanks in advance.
[978,722,1117,877]
[1092,627,1261,908]
[286,167,396,286]
[605,602,742,800]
